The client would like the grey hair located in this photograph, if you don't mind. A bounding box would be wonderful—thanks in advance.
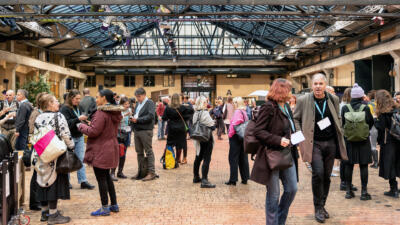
[83,88,90,95]
[233,97,246,110]
[195,95,208,110]
[6,90,14,95]
[311,73,327,83]
[134,87,146,96]
[17,89,28,98]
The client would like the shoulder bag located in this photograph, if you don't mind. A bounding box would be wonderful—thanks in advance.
[234,110,249,140]
[190,111,211,142]
[56,114,83,174]
[175,108,189,131]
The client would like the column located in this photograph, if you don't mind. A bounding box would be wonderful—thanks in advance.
[59,74,68,101]
[323,69,334,86]
[389,50,400,92]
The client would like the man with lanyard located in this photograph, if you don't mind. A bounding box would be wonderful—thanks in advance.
[0,90,18,147]
[294,73,347,223]
[15,89,33,151]
[130,88,157,181]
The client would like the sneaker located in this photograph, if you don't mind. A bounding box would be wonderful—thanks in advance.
[109,204,119,213]
[47,211,71,224]
[117,173,128,179]
[331,173,339,177]
[142,173,157,182]
[91,207,110,216]
[333,166,340,172]
[41,210,49,222]
[81,182,95,190]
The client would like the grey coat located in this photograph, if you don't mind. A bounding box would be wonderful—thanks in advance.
[293,92,348,163]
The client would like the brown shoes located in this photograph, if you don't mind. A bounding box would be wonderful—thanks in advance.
[181,157,187,164]
[142,173,158,182]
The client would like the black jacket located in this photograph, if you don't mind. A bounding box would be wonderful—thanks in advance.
[132,99,155,131]
[60,105,83,138]
[15,100,32,134]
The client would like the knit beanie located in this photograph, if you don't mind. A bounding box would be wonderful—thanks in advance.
[351,83,365,99]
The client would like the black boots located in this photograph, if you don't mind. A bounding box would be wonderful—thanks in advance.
[384,181,399,198]
[200,179,216,188]
[340,181,357,191]
[370,150,379,169]
[314,208,326,223]
[345,182,355,199]
[360,186,372,201]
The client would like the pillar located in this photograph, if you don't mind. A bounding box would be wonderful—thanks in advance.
[323,68,334,86]
[5,63,18,91]
[389,50,400,92]
[59,74,68,101]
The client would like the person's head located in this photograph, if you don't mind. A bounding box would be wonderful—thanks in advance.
[227,96,233,104]
[183,95,189,103]
[16,89,28,102]
[326,86,335,95]
[367,90,376,101]
[134,88,146,103]
[311,73,327,98]
[5,90,14,102]
[350,83,365,100]
[114,94,120,102]
[195,96,208,110]
[38,94,59,112]
[342,87,352,103]
[267,78,292,103]
[66,89,81,108]
[97,89,116,106]
[189,98,195,105]
[289,95,297,105]
[35,92,47,108]
[120,97,130,109]
[233,97,246,110]
[376,90,397,116]
[170,93,181,109]
[162,96,170,104]
[83,88,90,96]
[395,92,400,104]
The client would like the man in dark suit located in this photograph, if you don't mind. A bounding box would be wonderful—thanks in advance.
[15,89,33,151]
[130,88,157,181]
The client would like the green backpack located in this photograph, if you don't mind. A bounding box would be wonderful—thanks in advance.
[343,104,369,142]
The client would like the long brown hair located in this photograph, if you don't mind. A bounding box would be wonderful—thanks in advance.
[342,87,352,103]
[170,93,181,109]
[66,89,81,108]
[375,90,397,116]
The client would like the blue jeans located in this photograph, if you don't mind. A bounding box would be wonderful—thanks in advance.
[73,136,87,184]
[266,162,297,225]
[158,120,165,139]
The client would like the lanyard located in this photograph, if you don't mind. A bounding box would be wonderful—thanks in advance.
[314,100,326,118]
[279,104,295,132]
[73,107,80,117]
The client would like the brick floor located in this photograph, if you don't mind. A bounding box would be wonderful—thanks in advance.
[24,129,400,224]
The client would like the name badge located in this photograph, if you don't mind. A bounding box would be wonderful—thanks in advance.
[291,131,305,145]
[317,117,331,130]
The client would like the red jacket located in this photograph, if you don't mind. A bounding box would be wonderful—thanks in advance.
[78,104,123,169]
[156,102,166,117]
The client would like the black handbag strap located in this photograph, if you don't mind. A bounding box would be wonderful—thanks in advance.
[54,113,61,139]
[175,108,188,128]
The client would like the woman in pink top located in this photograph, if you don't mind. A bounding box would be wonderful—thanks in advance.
[225,97,250,186]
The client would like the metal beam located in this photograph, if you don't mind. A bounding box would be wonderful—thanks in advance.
[2,0,399,5]
[77,59,296,67]
[0,49,86,79]
[290,38,400,77]
[2,11,400,18]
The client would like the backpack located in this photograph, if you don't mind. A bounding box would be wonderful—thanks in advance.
[368,101,376,117]
[389,109,400,141]
[343,104,369,142]
[160,145,177,170]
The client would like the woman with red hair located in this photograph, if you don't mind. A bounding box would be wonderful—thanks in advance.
[251,78,299,225]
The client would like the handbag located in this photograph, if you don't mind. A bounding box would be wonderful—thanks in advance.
[190,111,211,142]
[119,143,126,157]
[234,110,249,140]
[117,130,128,143]
[244,120,261,155]
[175,108,189,131]
[56,150,83,174]
[266,147,293,170]
[31,113,67,163]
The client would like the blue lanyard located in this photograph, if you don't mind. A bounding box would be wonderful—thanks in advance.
[314,100,326,118]
[279,104,295,132]
[73,107,80,117]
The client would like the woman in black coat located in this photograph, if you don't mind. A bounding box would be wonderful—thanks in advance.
[341,88,374,200]
[375,90,400,198]
[162,93,194,164]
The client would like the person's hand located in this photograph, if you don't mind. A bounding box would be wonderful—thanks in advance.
[4,107,11,113]
[131,118,137,123]
[6,112,16,119]
[280,137,290,147]
[15,132,19,137]
[78,115,88,121]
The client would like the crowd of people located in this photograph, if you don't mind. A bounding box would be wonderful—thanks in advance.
[0,73,400,224]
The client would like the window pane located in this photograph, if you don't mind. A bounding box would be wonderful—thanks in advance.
[104,75,116,87]
[144,75,155,87]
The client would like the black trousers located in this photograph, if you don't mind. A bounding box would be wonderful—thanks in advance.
[216,118,225,137]
[29,170,41,209]
[228,135,249,182]
[193,137,214,179]
[93,167,117,206]
[345,163,368,189]
[311,138,336,209]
